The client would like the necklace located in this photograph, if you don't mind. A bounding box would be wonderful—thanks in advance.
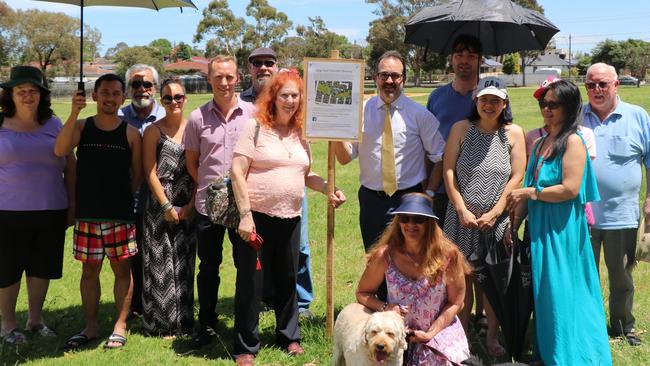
[403,250,421,267]
[279,136,293,159]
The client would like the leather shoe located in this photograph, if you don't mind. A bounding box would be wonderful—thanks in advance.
[286,341,304,356]
[235,354,255,366]
[625,331,642,346]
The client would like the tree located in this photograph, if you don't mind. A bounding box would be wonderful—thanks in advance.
[16,9,79,87]
[365,0,444,86]
[172,42,193,61]
[502,53,520,74]
[0,1,21,67]
[295,17,348,58]
[591,39,650,80]
[149,38,173,60]
[574,51,592,75]
[82,25,102,62]
[104,42,128,60]
[114,46,163,79]
[243,0,293,48]
[194,0,246,56]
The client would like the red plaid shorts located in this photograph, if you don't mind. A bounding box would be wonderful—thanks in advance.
[73,221,137,263]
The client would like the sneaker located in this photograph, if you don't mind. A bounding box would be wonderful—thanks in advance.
[298,308,314,321]
[1,329,27,346]
[25,323,56,337]
[625,330,642,346]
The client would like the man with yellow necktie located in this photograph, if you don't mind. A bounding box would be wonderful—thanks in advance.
[336,50,445,296]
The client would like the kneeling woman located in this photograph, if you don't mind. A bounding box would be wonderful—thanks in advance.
[357,193,471,365]
[230,70,346,363]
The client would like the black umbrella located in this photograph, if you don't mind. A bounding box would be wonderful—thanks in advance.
[506,222,534,362]
[474,230,516,359]
[404,0,559,56]
[35,0,197,90]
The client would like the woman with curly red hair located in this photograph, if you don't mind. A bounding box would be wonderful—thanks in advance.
[230,70,346,364]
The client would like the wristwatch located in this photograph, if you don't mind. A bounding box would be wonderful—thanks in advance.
[425,189,436,198]
[531,187,539,201]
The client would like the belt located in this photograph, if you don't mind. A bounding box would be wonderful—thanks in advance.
[361,184,422,198]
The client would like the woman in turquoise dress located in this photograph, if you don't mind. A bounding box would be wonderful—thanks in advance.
[506,80,611,365]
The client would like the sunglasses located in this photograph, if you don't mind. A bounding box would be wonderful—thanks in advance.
[377,72,403,81]
[585,80,613,90]
[251,60,276,68]
[161,94,186,104]
[397,215,427,224]
[131,80,154,89]
[538,100,561,110]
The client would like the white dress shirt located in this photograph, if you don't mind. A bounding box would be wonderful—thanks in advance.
[350,93,445,191]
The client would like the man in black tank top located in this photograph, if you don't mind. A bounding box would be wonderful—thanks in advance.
[54,74,143,350]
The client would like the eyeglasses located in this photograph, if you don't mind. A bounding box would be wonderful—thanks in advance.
[161,94,186,105]
[131,80,154,89]
[585,80,613,90]
[251,60,276,68]
[397,215,427,224]
[538,100,561,110]
[377,72,403,81]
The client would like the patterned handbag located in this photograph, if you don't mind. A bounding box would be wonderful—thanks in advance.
[205,121,260,228]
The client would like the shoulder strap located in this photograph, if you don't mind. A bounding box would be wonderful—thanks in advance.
[253,120,260,147]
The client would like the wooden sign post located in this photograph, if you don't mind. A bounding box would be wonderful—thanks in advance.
[302,51,364,337]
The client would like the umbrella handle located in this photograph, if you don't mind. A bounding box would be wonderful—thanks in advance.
[77,81,85,96]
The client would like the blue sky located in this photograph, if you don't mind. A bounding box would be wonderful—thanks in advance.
[6,0,650,56]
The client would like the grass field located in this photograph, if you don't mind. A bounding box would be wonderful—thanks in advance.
[2,85,650,365]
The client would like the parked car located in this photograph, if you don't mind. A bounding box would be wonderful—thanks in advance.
[618,75,639,86]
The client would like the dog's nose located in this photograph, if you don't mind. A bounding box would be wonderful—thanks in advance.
[376,344,385,351]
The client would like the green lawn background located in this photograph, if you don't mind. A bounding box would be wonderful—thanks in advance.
[2,85,650,365]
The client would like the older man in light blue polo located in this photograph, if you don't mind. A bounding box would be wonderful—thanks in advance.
[582,62,650,346]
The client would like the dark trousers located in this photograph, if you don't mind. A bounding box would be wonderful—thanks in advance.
[233,212,300,356]
[591,228,637,335]
[130,212,143,313]
[433,193,449,226]
[358,184,422,301]
[196,213,237,329]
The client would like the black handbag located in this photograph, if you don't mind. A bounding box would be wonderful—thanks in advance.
[205,121,259,228]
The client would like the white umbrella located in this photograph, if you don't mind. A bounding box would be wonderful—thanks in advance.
[34,0,198,89]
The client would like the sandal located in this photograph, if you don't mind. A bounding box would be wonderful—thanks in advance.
[26,323,57,337]
[104,333,127,349]
[64,333,96,350]
[1,328,27,346]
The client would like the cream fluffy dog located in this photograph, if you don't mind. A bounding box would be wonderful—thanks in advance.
[332,303,407,366]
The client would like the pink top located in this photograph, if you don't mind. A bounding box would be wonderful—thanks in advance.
[234,118,310,218]
[526,125,597,159]
[183,96,256,215]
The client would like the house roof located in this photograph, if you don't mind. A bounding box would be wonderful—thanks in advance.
[164,60,208,74]
[529,53,575,67]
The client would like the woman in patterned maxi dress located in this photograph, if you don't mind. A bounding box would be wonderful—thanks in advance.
[357,193,472,365]
[442,77,526,356]
[142,80,196,336]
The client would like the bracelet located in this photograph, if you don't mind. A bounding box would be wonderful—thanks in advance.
[160,201,173,212]
[379,302,388,312]
[321,181,329,194]
[239,207,251,218]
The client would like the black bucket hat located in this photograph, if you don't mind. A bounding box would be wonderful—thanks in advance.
[0,66,49,92]
[390,193,438,220]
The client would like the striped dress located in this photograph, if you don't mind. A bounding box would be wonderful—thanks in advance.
[443,123,511,261]
[142,129,196,336]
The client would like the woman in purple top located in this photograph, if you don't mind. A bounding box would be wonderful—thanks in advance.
[0,66,75,345]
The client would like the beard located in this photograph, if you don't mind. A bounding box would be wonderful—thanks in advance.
[131,94,153,109]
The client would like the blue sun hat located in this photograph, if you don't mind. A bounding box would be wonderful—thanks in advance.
[390,193,438,220]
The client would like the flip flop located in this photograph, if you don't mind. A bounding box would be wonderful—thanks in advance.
[104,333,127,349]
[64,333,96,350]
[26,323,57,337]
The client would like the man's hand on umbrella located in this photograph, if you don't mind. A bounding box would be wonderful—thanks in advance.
[70,90,86,115]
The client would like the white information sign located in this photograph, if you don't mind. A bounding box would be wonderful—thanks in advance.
[303,58,364,141]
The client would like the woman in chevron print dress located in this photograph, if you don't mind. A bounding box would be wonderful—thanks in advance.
[142,79,196,336]
[442,77,526,356]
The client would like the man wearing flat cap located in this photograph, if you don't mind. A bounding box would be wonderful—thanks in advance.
[240,47,279,103]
